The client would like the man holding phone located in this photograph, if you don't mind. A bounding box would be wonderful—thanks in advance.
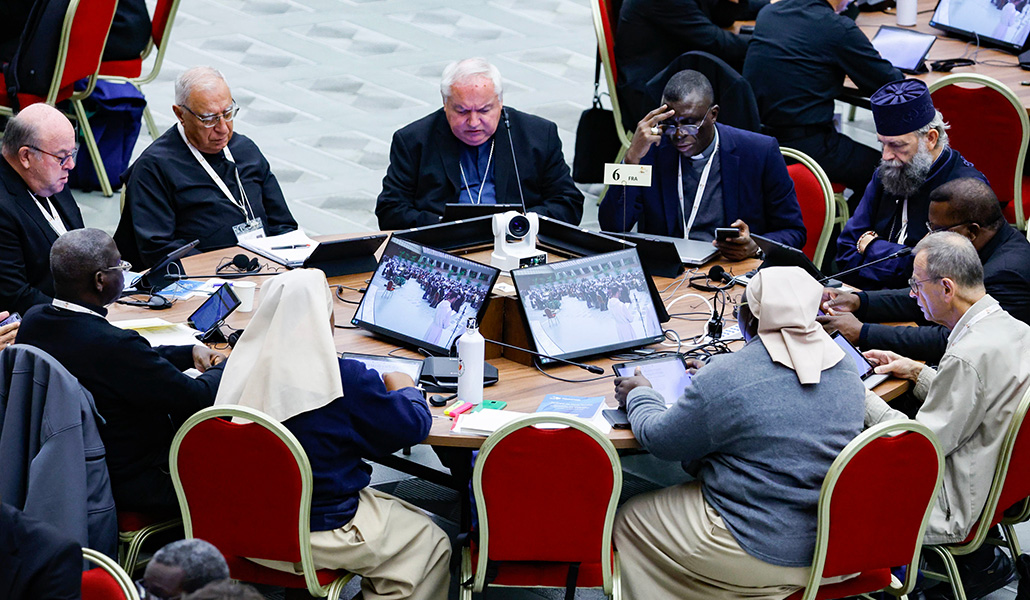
[599,70,806,261]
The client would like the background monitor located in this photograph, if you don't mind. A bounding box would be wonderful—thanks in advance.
[931,0,1030,53]
[509,248,665,363]
[351,237,500,355]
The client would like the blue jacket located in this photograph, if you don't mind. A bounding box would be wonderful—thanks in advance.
[284,358,431,531]
[598,123,806,249]
[0,345,117,560]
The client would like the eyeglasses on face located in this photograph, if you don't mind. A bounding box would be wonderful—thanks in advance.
[102,260,132,272]
[27,145,78,167]
[660,106,713,137]
[908,275,940,294]
[925,220,976,234]
[181,100,240,128]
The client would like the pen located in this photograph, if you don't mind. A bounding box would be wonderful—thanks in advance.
[271,244,310,250]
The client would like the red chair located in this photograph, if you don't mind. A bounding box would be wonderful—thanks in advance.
[99,0,182,140]
[170,405,353,598]
[787,420,944,600]
[0,0,119,197]
[590,0,633,163]
[923,386,1030,600]
[83,547,139,600]
[929,74,1030,230]
[460,414,622,599]
[782,147,836,267]
[116,510,181,576]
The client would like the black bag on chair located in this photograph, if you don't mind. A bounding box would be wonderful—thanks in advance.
[572,57,622,184]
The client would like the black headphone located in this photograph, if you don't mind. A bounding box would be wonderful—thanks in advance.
[217,254,260,274]
[689,265,735,293]
[117,294,172,310]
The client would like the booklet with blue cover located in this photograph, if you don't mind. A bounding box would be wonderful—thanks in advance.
[535,394,605,419]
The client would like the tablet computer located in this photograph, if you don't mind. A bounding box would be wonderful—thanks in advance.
[830,331,889,389]
[613,355,693,406]
[187,284,241,336]
[340,352,424,383]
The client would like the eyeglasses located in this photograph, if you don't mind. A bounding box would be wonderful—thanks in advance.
[925,220,976,234]
[27,145,78,167]
[660,106,713,137]
[908,275,940,294]
[181,100,239,128]
[102,260,132,272]
[135,579,179,600]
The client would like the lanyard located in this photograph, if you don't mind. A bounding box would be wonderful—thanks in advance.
[176,124,254,220]
[458,141,494,205]
[676,136,719,238]
[950,304,1001,346]
[28,192,66,236]
[52,299,104,319]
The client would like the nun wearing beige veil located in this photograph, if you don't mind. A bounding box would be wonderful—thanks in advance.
[215,269,450,600]
[611,267,866,600]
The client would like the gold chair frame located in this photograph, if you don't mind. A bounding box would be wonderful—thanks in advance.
[781,147,837,268]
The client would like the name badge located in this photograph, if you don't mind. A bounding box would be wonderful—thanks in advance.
[233,218,265,242]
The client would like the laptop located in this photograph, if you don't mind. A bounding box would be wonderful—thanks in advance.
[606,231,718,266]
[831,331,889,390]
[871,26,937,74]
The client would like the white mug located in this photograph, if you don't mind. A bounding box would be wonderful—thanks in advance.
[232,281,257,313]
[896,0,917,26]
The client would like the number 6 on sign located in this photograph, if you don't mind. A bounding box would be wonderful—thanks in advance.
[603,163,652,187]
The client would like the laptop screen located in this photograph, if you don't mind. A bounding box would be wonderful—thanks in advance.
[351,237,499,355]
[871,26,937,71]
[509,248,665,363]
[931,0,1030,53]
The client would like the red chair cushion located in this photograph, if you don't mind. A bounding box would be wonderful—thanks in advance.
[784,569,893,600]
[787,162,828,261]
[830,182,846,194]
[82,567,126,600]
[0,72,58,109]
[117,510,174,532]
[224,555,344,589]
[99,59,143,79]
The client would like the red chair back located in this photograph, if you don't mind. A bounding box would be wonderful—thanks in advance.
[929,78,1027,223]
[595,0,618,82]
[151,0,177,48]
[173,415,306,563]
[82,567,126,600]
[60,0,118,91]
[788,162,827,262]
[789,421,943,600]
[475,415,618,572]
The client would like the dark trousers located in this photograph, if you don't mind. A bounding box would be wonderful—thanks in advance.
[777,127,881,208]
[112,464,180,517]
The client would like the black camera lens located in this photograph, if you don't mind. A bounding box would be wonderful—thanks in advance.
[507,215,530,238]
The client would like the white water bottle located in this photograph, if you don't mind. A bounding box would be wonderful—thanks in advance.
[457,318,485,405]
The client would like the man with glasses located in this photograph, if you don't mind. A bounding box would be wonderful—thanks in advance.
[17,229,226,514]
[599,69,805,261]
[862,231,1030,598]
[121,66,297,268]
[820,178,1030,363]
[0,103,84,314]
[836,80,986,290]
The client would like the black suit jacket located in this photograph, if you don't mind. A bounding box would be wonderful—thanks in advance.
[0,160,83,314]
[375,107,584,230]
[0,503,81,600]
[855,224,1030,362]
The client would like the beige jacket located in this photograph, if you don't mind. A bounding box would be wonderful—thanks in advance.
[865,295,1030,544]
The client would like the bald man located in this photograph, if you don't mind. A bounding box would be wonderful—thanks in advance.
[0,104,84,314]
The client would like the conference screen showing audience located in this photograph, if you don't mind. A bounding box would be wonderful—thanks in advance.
[352,238,499,355]
[510,248,664,363]
[931,0,1030,50]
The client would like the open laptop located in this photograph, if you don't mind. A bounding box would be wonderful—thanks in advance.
[606,231,718,266]
[871,26,937,74]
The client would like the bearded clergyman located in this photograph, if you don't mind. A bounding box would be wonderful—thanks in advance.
[835,79,986,290]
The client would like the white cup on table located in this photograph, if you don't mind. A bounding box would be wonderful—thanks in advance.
[232,281,257,312]
[896,0,917,26]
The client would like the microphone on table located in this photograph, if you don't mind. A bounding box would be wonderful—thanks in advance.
[818,247,913,285]
[483,336,605,375]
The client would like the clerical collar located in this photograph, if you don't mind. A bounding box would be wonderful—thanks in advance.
[52,299,108,318]
[690,127,719,161]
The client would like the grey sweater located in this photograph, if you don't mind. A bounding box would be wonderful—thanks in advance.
[626,337,865,567]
